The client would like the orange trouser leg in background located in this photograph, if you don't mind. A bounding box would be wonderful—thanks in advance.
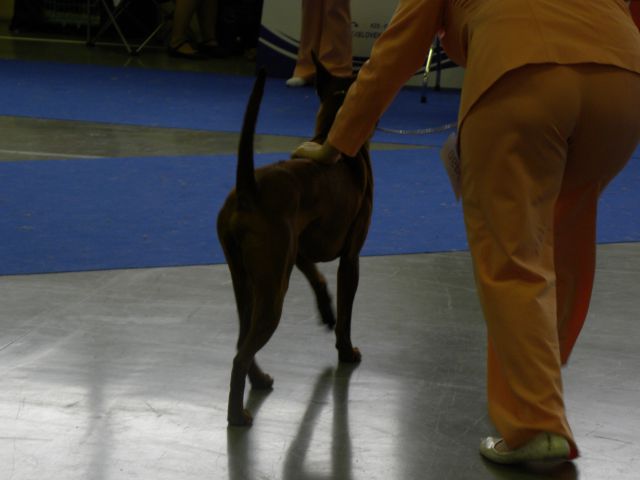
[293,0,352,80]
[459,64,640,451]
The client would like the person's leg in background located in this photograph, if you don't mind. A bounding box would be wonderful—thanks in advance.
[458,63,640,463]
[287,0,352,87]
[169,0,206,58]
[287,0,323,86]
[197,0,228,57]
[317,0,352,78]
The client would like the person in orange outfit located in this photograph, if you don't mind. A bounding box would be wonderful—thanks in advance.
[286,0,353,87]
[294,0,640,464]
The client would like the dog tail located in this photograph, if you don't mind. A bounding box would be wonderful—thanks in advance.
[236,68,266,209]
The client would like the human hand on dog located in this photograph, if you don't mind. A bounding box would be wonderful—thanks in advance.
[292,141,341,164]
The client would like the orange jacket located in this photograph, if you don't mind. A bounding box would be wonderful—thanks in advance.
[329,0,640,156]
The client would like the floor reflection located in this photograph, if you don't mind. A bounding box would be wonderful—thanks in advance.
[227,364,358,480]
[226,386,271,480]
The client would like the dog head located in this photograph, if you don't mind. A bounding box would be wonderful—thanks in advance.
[311,53,354,145]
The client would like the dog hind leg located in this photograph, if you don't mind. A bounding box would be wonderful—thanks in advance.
[228,280,289,426]
[296,257,336,329]
[227,240,295,426]
[220,238,260,426]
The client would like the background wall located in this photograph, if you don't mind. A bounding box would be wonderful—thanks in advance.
[257,0,464,88]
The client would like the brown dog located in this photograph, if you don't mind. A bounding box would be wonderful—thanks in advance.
[217,61,373,427]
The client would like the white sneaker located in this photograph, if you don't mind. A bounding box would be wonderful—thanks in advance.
[286,76,308,87]
[479,433,572,464]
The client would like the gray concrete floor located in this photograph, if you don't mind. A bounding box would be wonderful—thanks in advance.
[1,23,639,480]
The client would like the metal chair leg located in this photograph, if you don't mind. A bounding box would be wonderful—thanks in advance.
[86,0,169,55]
[420,42,436,104]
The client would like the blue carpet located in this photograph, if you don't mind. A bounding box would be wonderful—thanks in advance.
[1,59,638,275]
[1,149,638,276]
[0,58,457,146]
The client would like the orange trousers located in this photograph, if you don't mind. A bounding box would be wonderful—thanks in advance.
[459,63,640,452]
[293,0,352,80]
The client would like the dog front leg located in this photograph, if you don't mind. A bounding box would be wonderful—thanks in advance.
[335,255,362,363]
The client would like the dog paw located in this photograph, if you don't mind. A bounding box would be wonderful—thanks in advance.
[249,373,274,390]
[316,293,336,329]
[320,311,336,330]
[338,346,362,363]
[318,303,336,329]
[228,409,254,427]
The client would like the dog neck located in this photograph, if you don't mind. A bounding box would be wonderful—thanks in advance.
[312,90,347,144]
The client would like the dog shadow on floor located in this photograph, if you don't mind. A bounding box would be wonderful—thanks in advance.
[227,363,358,480]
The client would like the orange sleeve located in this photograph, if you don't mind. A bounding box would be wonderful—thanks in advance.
[328,0,446,157]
